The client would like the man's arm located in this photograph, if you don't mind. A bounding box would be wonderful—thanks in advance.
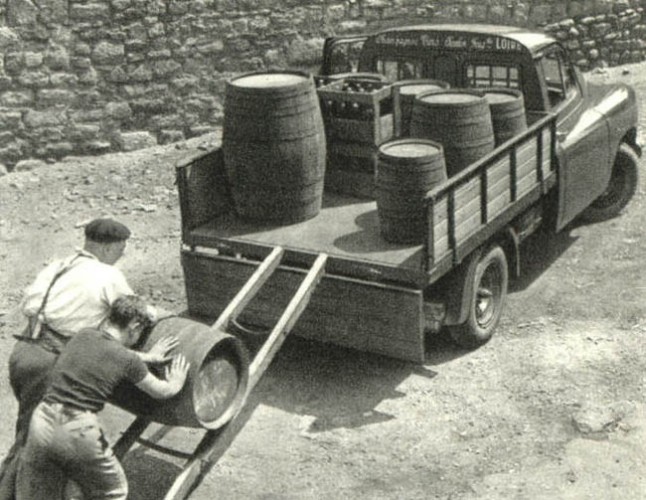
[135,355,190,399]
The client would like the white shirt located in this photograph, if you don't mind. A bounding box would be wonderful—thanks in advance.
[21,249,134,337]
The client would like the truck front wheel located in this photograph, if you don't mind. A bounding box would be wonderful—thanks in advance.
[449,245,508,348]
[581,143,639,223]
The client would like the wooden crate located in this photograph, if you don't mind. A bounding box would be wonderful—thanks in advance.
[317,79,394,145]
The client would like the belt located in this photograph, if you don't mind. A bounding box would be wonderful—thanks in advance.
[14,324,71,354]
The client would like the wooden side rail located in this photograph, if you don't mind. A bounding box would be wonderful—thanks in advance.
[424,112,556,276]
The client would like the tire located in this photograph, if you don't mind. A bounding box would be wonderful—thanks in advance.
[448,245,508,348]
[581,143,639,223]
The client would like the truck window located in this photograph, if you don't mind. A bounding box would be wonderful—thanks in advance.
[376,59,424,81]
[538,49,577,108]
[466,64,520,89]
[326,38,367,74]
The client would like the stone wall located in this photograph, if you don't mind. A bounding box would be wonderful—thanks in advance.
[0,0,644,169]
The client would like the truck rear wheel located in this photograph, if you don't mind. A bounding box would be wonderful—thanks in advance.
[449,245,508,348]
[581,143,638,223]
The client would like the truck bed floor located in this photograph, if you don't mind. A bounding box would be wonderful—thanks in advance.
[190,192,425,271]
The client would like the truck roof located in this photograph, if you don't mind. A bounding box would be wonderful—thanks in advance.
[376,23,556,55]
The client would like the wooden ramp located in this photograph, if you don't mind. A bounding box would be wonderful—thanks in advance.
[113,247,328,499]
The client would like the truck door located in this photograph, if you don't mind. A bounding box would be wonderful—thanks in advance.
[537,46,611,230]
[321,36,369,75]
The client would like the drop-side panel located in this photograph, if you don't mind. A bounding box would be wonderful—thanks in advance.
[182,250,426,363]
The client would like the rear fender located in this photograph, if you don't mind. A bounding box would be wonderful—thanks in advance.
[430,230,518,326]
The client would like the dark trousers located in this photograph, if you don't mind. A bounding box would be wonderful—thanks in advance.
[0,331,65,500]
[17,402,127,500]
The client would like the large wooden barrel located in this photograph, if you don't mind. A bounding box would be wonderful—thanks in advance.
[223,70,326,225]
[375,139,447,244]
[482,88,528,146]
[110,317,249,430]
[393,79,450,137]
[410,90,495,177]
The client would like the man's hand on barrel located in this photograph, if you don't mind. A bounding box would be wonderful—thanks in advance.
[165,354,191,394]
[140,335,180,364]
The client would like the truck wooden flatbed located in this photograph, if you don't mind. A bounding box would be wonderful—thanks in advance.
[177,110,556,362]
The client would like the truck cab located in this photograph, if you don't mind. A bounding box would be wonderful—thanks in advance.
[322,24,641,228]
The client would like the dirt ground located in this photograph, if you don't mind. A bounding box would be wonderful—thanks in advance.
[1,63,646,500]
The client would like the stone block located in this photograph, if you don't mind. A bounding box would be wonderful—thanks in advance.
[130,97,168,113]
[116,131,157,151]
[92,41,125,65]
[14,158,47,171]
[37,89,75,107]
[0,75,12,91]
[78,67,98,86]
[591,22,613,37]
[107,67,129,83]
[105,102,132,120]
[170,76,199,94]
[69,123,101,141]
[74,42,92,56]
[4,52,23,75]
[148,49,172,59]
[0,28,20,51]
[83,140,112,153]
[24,52,43,68]
[44,45,70,70]
[71,57,92,69]
[0,140,29,164]
[197,40,224,54]
[24,110,65,128]
[111,0,133,11]
[37,0,68,24]
[148,114,183,129]
[0,131,15,147]
[70,3,110,21]
[159,129,185,144]
[43,141,74,158]
[2,90,34,107]
[0,110,23,129]
[49,72,77,87]
[130,64,153,82]
[152,60,181,78]
[6,0,38,26]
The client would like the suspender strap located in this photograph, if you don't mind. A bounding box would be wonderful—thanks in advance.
[28,254,84,338]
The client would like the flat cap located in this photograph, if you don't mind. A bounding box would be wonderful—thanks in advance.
[84,218,131,243]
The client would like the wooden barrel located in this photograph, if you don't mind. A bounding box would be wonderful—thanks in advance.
[482,88,528,146]
[223,71,326,224]
[410,90,495,177]
[393,79,450,137]
[110,317,249,430]
[375,139,447,244]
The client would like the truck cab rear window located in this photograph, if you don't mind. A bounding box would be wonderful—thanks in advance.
[467,64,520,89]
[376,59,424,81]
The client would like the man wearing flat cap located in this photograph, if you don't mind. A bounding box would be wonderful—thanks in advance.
[0,218,174,499]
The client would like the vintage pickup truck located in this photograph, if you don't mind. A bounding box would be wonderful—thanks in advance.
[174,24,640,363]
